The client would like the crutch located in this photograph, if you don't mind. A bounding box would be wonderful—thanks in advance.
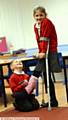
[41,46,51,110]
[45,42,51,111]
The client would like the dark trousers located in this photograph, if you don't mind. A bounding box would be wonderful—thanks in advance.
[33,58,58,102]
[13,91,39,111]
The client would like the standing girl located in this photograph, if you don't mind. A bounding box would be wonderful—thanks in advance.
[30,6,61,107]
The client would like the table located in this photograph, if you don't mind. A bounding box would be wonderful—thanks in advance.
[0,44,68,107]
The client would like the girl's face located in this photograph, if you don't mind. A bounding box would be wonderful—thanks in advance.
[11,60,23,70]
[34,10,45,24]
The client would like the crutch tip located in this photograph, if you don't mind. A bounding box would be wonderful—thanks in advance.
[48,107,51,111]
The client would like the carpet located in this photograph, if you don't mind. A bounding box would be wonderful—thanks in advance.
[0,107,68,120]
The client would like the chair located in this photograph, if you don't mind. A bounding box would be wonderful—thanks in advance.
[0,80,2,96]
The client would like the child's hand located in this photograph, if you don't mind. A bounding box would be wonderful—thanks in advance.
[21,80,28,87]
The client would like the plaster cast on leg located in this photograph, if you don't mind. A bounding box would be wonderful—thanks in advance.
[25,75,37,94]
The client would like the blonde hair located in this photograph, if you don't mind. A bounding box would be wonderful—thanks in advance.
[33,6,47,17]
[10,60,16,71]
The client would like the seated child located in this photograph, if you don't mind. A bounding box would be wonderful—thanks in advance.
[9,59,39,112]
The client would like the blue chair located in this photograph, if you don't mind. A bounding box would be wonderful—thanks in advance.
[0,80,2,96]
[58,52,63,68]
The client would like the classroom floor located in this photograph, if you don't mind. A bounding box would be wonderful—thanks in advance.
[0,80,68,112]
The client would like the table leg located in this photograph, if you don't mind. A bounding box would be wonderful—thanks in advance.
[0,65,7,107]
[63,58,68,102]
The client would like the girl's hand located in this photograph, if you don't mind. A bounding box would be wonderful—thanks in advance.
[33,53,39,58]
[21,80,28,87]
[38,53,45,59]
[33,52,45,59]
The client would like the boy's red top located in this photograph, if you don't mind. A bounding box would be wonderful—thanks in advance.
[9,73,29,93]
[34,18,58,53]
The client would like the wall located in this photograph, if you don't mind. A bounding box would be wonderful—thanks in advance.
[0,0,35,50]
[0,0,68,50]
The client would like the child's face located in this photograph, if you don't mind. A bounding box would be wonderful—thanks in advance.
[34,10,45,24]
[11,60,23,70]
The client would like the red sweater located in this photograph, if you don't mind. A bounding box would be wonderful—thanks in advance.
[9,73,29,93]
[34,18,58,53]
